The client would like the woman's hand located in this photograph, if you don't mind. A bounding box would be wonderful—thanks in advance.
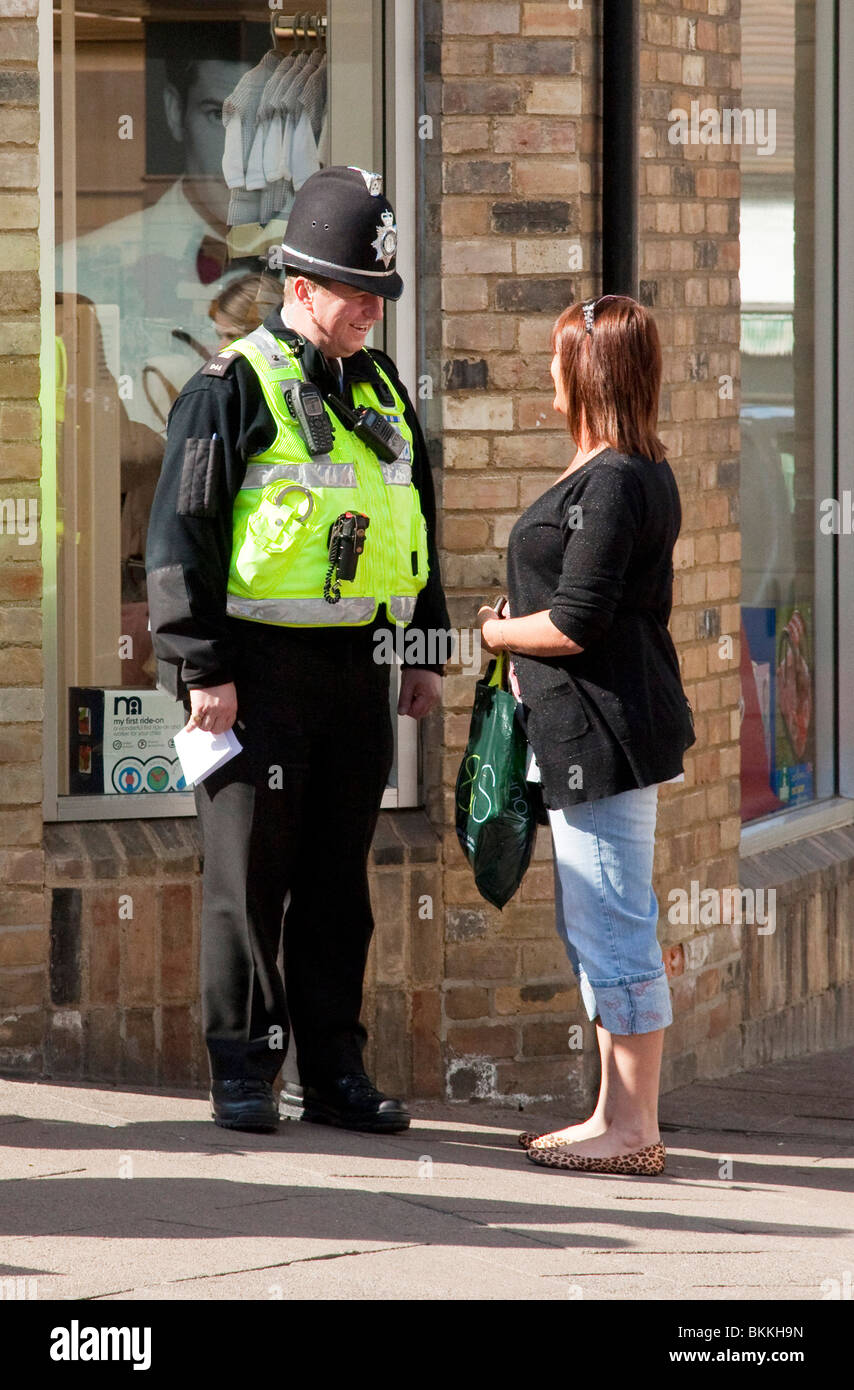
[477,604,506,655]
[477,604,584,659]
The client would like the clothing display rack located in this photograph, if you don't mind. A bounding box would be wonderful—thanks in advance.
[223,9,329,229]
[271,12,328,47]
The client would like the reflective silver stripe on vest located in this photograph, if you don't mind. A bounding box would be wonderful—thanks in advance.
[387,595,417,621]
[243,325,291,367]
[227,595,377,624]
[240,461,357,491]
[380,461,412,486]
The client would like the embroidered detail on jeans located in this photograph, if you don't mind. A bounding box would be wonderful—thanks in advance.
[590,976,672,1033]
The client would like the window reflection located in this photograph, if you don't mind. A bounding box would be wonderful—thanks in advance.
[739,0,817,821]
[54,6,328,795]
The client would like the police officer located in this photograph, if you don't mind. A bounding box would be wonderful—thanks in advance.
[146,166,450,1134]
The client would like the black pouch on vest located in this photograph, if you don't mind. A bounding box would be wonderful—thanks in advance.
[178,437,222,518]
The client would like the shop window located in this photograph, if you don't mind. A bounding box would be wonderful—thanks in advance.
[46,1,413,818]
[739,0,831,825]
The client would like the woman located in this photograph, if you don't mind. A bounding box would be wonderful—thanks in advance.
[208,273,284,349]
[478,295,695,1176]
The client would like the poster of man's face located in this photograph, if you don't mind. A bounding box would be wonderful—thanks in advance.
[145,22,268,195]
[63,17,282,441]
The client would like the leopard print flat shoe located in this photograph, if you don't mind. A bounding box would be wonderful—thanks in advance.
[526,1141,666,1176]
[518,1130,575,1151]
[517,1131,543,1149]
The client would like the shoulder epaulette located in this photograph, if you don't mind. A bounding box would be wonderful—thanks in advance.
[365,349,398,407]
[202,349,241,378]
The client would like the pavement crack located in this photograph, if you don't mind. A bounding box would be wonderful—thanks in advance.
[686,1082,854,1103]
[31,1168,88,1179]
[793,1112,854,1122]
[660,1121,852,1143]
[210,1196,292,1210]
[169,1242,423,1282]
[326,1174,470,1180]
[143,1217,230,1233]
[612,1195,730,1201]
[591,1249,767,1255]
[378,1191,590,1252]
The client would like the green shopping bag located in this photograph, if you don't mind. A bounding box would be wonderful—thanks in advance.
[455,652,537,909]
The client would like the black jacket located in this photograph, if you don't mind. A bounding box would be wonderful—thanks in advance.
[506,447,696,809]
[145,311,450,698]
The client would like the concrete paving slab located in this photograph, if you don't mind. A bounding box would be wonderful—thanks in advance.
[4,1229,429,1302]
[111,1244,575,1302]
[704,1051,854,1097]
[1,1048,853,1302]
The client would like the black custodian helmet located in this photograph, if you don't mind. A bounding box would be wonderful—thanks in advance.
[280,165,403,301]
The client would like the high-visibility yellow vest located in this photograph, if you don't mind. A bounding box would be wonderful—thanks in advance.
[224,325,429,628]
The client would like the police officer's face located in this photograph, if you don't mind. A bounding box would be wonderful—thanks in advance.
[304,280,385,358]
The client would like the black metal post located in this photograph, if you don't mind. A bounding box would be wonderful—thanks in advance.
[601,0,639,297]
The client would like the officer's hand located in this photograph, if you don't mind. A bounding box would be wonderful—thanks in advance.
[398,668,442,720]
[184,682,238,736]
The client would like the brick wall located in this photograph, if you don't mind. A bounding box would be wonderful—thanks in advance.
[0,0,46,1075]
[361,816,445,1099]
[420,0,746,1103]
[43,822,205,1084]
[423,0,606,1104]
[36,814,442,1094]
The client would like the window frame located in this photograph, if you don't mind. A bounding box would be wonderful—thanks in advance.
[39,0,420,821]
[740,0,853,855]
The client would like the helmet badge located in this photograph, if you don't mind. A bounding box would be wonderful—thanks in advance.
[350,166,383,196]
[372,209,397,268]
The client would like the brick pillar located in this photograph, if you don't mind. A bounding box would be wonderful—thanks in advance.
[639,0,742,1087]
[423,0,601,1104]
[0,0,47,1074]
[422,0,743,1102]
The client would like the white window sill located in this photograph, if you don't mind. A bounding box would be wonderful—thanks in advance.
[740,796,854,857]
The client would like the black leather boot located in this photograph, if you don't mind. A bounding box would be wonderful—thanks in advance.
[287,1073,410,1133]
[210,1079,279,1133]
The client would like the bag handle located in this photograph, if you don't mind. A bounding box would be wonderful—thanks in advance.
[487,652,508,690]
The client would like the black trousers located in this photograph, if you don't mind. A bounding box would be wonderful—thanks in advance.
[194,618,394,1085]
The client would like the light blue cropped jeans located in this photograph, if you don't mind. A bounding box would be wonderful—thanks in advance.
[546,783,673,1035]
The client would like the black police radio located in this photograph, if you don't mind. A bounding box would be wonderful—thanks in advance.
[351,404,407,463]
[282,381,335,456]
[326,393,407,463]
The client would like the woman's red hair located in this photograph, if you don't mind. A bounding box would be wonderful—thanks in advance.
[552,296,666,463]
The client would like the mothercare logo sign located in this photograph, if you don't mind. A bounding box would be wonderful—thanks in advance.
[69,686,187,796]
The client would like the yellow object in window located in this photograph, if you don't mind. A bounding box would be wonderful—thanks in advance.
[56,335,67,423]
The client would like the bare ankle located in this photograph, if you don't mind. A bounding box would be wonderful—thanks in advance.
[616,1125,660,1148]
